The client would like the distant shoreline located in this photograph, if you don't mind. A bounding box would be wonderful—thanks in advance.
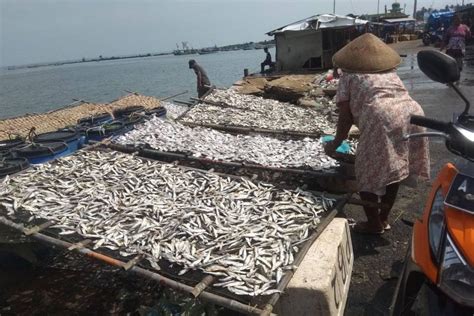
[4,40,275,71]
[5,52,173,71]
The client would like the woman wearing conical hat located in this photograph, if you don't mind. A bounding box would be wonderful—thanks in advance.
[324,33,430,235]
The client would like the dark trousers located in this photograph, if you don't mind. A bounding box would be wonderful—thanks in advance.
[261,61,273,73]
[198,86,211,98]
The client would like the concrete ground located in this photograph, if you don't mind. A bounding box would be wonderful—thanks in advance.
[344,40,474,315]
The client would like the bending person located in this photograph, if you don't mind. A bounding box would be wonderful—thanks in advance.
[189,59,211,98]
[324,33,430,235]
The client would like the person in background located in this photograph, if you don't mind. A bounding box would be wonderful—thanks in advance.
[440,15,471,75]
[324,33,430,235]
[189,59,211,98]
[260,47,273,73]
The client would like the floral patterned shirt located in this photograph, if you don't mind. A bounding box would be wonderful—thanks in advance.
[336,72,430,194]
[445,24,471,53]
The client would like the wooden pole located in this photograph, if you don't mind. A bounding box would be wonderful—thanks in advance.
[160,90,189,102]
[413,0,417,19]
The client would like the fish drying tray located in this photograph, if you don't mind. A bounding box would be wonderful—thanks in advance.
[105,142,352,181]
[0,146,348,315]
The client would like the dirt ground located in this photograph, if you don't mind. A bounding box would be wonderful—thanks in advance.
[344,40,474,315]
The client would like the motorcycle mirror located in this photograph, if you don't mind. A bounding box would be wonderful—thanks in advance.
[417,50,460,84]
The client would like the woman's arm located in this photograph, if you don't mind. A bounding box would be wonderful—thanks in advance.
[324,100,353,154]
[334,101,353,145]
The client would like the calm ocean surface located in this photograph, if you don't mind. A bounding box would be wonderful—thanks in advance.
[0,49,273,119]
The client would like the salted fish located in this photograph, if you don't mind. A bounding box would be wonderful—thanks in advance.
[180,89,337,135]
[0,150,336,296]
[115,116,340,170]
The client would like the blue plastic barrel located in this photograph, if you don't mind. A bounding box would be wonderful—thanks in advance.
[77,112,112,126]
[146,107,167,118]
[120,114,146,133]
[0,138,25,152]
[113,106,145,119]
[33,130,81,154]
[14,142,68,164]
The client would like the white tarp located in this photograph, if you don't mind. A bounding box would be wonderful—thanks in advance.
[383,17,416,23]
[268,14,368,35]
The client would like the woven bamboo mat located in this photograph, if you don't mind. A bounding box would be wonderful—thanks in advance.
[0,94,161,140]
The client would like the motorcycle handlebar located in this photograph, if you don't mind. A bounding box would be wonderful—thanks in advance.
[410,115,450,132]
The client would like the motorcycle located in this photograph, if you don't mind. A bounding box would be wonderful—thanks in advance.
[422,28,444,46]
[390,50,474,315]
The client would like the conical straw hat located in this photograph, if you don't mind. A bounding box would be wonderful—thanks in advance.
[332,33,401,73]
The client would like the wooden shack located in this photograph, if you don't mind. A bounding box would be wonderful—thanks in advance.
[266,14,368,71]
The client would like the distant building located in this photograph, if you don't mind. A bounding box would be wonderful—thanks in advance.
[362,2,409,23]
[266,14,368,71]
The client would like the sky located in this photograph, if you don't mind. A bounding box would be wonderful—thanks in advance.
[0,0,466,66]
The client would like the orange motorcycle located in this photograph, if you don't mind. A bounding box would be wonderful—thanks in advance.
[390,50,474,314]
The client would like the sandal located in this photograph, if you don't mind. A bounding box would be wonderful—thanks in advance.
[353,222,384,235]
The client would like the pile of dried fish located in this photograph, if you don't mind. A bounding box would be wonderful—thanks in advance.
[0,150,335,296]
[161,101,188,120]
[115,116,339,170]
[180,90,336,135]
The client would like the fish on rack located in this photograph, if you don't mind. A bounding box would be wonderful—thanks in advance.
[0,150,336,296]
[160,101,189,120]
[179,89,337,135]
[115,116,341,170]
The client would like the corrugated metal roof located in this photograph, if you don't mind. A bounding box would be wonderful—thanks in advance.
[266,14,368,36]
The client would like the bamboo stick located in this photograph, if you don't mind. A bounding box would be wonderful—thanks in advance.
[160,91,189,102]
[123,254,143,271]
[191,275,216,297]
[67,239,92,251]
[105,143,347,179]
[174,100,194,106]
[179,121,322,139]
[24,220,54,235]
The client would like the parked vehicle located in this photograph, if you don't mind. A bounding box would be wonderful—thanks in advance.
[422,27,445,46]
[422,11,455,46]
[390,50,474,315]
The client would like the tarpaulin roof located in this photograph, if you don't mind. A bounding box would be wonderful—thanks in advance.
[383,17,416,23]
[266,14,368,36]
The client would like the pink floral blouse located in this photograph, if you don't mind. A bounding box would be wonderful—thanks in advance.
[336,72,430,194]
[445,24,471,53]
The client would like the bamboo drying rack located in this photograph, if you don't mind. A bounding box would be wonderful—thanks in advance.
[0,146,348,315]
